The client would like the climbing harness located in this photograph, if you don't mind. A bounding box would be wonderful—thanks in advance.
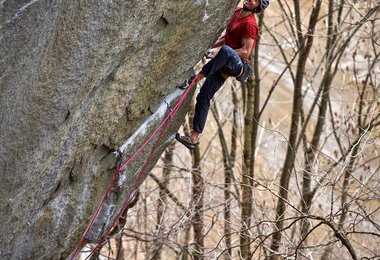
[220,66,244,80]
[220,63,253,82]
[70,73,201,260]
[236,63,253,82]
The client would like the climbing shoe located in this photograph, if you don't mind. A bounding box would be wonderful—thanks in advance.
[175,133,199,150]
[177,75,196,90]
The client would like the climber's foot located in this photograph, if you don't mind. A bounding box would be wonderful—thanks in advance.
[175,133,199,150]
[177,75,196,90]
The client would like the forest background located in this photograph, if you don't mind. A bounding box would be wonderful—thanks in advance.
[82,0,380,259]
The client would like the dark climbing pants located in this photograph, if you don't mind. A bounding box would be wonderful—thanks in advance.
[193,45,244,133]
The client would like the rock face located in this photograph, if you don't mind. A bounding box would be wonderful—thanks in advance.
[0,0,238,258]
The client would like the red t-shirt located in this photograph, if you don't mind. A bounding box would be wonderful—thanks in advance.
[225,8,258,54]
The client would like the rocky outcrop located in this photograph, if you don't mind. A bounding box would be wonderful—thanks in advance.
[0,0,238,258]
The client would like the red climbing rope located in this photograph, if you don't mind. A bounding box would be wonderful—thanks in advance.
[71,73,200,259]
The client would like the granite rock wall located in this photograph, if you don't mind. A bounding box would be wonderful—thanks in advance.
[0,0,238,258]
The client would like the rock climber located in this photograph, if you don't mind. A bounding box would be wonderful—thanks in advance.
[176,0,269,150]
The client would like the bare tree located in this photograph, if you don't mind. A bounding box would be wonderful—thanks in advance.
[211,82,239,258]
[150,143,175,260]
[270,1,323,257]
[239,11,265,259]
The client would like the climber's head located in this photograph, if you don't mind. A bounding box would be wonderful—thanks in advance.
[243,0,269,13]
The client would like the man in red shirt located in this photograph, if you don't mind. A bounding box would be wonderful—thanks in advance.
[177,0,269,149]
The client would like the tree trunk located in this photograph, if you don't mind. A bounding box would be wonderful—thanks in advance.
[187,96,204,260]
[115,233,124,260]
[151,143,175,260]
[239,12,264,259]
[211,84,239,258]
[191,146,204,260]
[300,0,335,239]
[270,0,322,257]
[240,75,255,259]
